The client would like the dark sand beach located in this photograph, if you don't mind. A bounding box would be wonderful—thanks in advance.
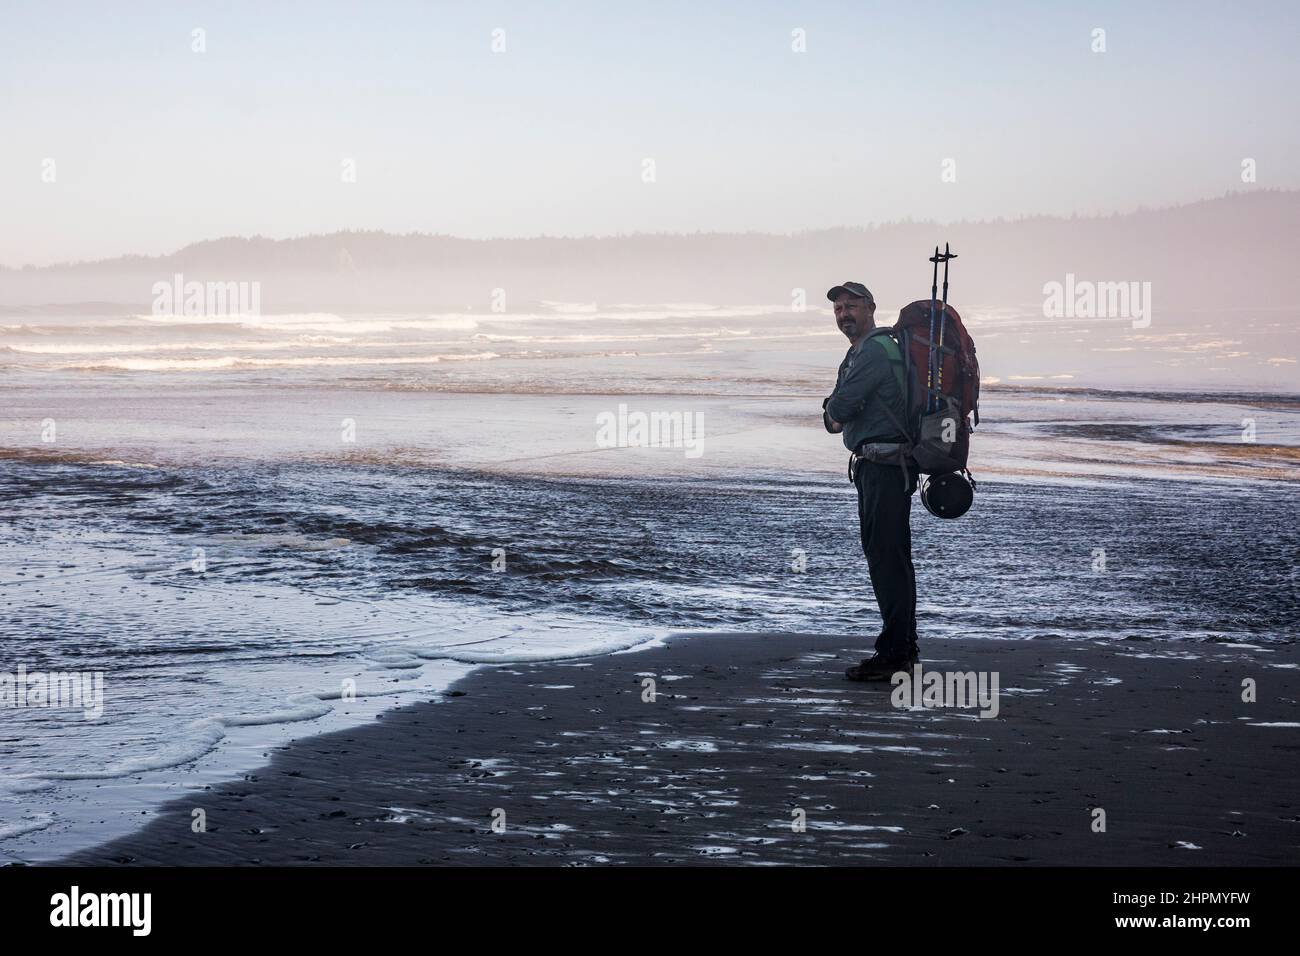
[60,634,1299,867]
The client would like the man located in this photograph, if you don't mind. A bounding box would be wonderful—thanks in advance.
[822,281,920,681]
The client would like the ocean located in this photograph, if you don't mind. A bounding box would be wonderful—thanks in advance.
[2,301,1297,861]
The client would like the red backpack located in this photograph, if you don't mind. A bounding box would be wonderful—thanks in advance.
[894,298,979,472]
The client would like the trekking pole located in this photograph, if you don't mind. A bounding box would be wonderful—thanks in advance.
[927,246,940,412]
[936,243,957,399]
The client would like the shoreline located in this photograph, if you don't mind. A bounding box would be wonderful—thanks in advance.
[52,633,1300,867]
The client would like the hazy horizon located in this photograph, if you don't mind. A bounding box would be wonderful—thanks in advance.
[2,188,1289,271]
[4,0,1298,266]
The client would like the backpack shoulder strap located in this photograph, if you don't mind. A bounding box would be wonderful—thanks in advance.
[866,329,907,398]
[863,329,915,446]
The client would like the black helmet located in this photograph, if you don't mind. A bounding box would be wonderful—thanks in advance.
[920,471,974,519]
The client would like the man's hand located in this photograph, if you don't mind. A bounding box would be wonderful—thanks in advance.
[823,397,843,434]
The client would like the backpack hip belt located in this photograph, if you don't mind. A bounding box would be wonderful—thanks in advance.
[849,441,915,487]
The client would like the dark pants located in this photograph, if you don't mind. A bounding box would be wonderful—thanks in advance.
[854,460,919,661]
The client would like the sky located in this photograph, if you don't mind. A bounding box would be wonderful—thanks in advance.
[2,0,1298,266]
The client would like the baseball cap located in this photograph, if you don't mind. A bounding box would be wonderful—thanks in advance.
[826,281,874,303]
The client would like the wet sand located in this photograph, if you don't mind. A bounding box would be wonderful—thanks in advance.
[59,634,1300,866]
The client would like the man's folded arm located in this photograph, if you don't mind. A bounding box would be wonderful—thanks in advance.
[822,397,843,433]
[825,348,886,425]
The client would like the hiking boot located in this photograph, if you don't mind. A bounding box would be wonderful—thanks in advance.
[845,650,919,682]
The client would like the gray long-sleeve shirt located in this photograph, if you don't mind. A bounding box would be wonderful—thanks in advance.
[825,328,910,452]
